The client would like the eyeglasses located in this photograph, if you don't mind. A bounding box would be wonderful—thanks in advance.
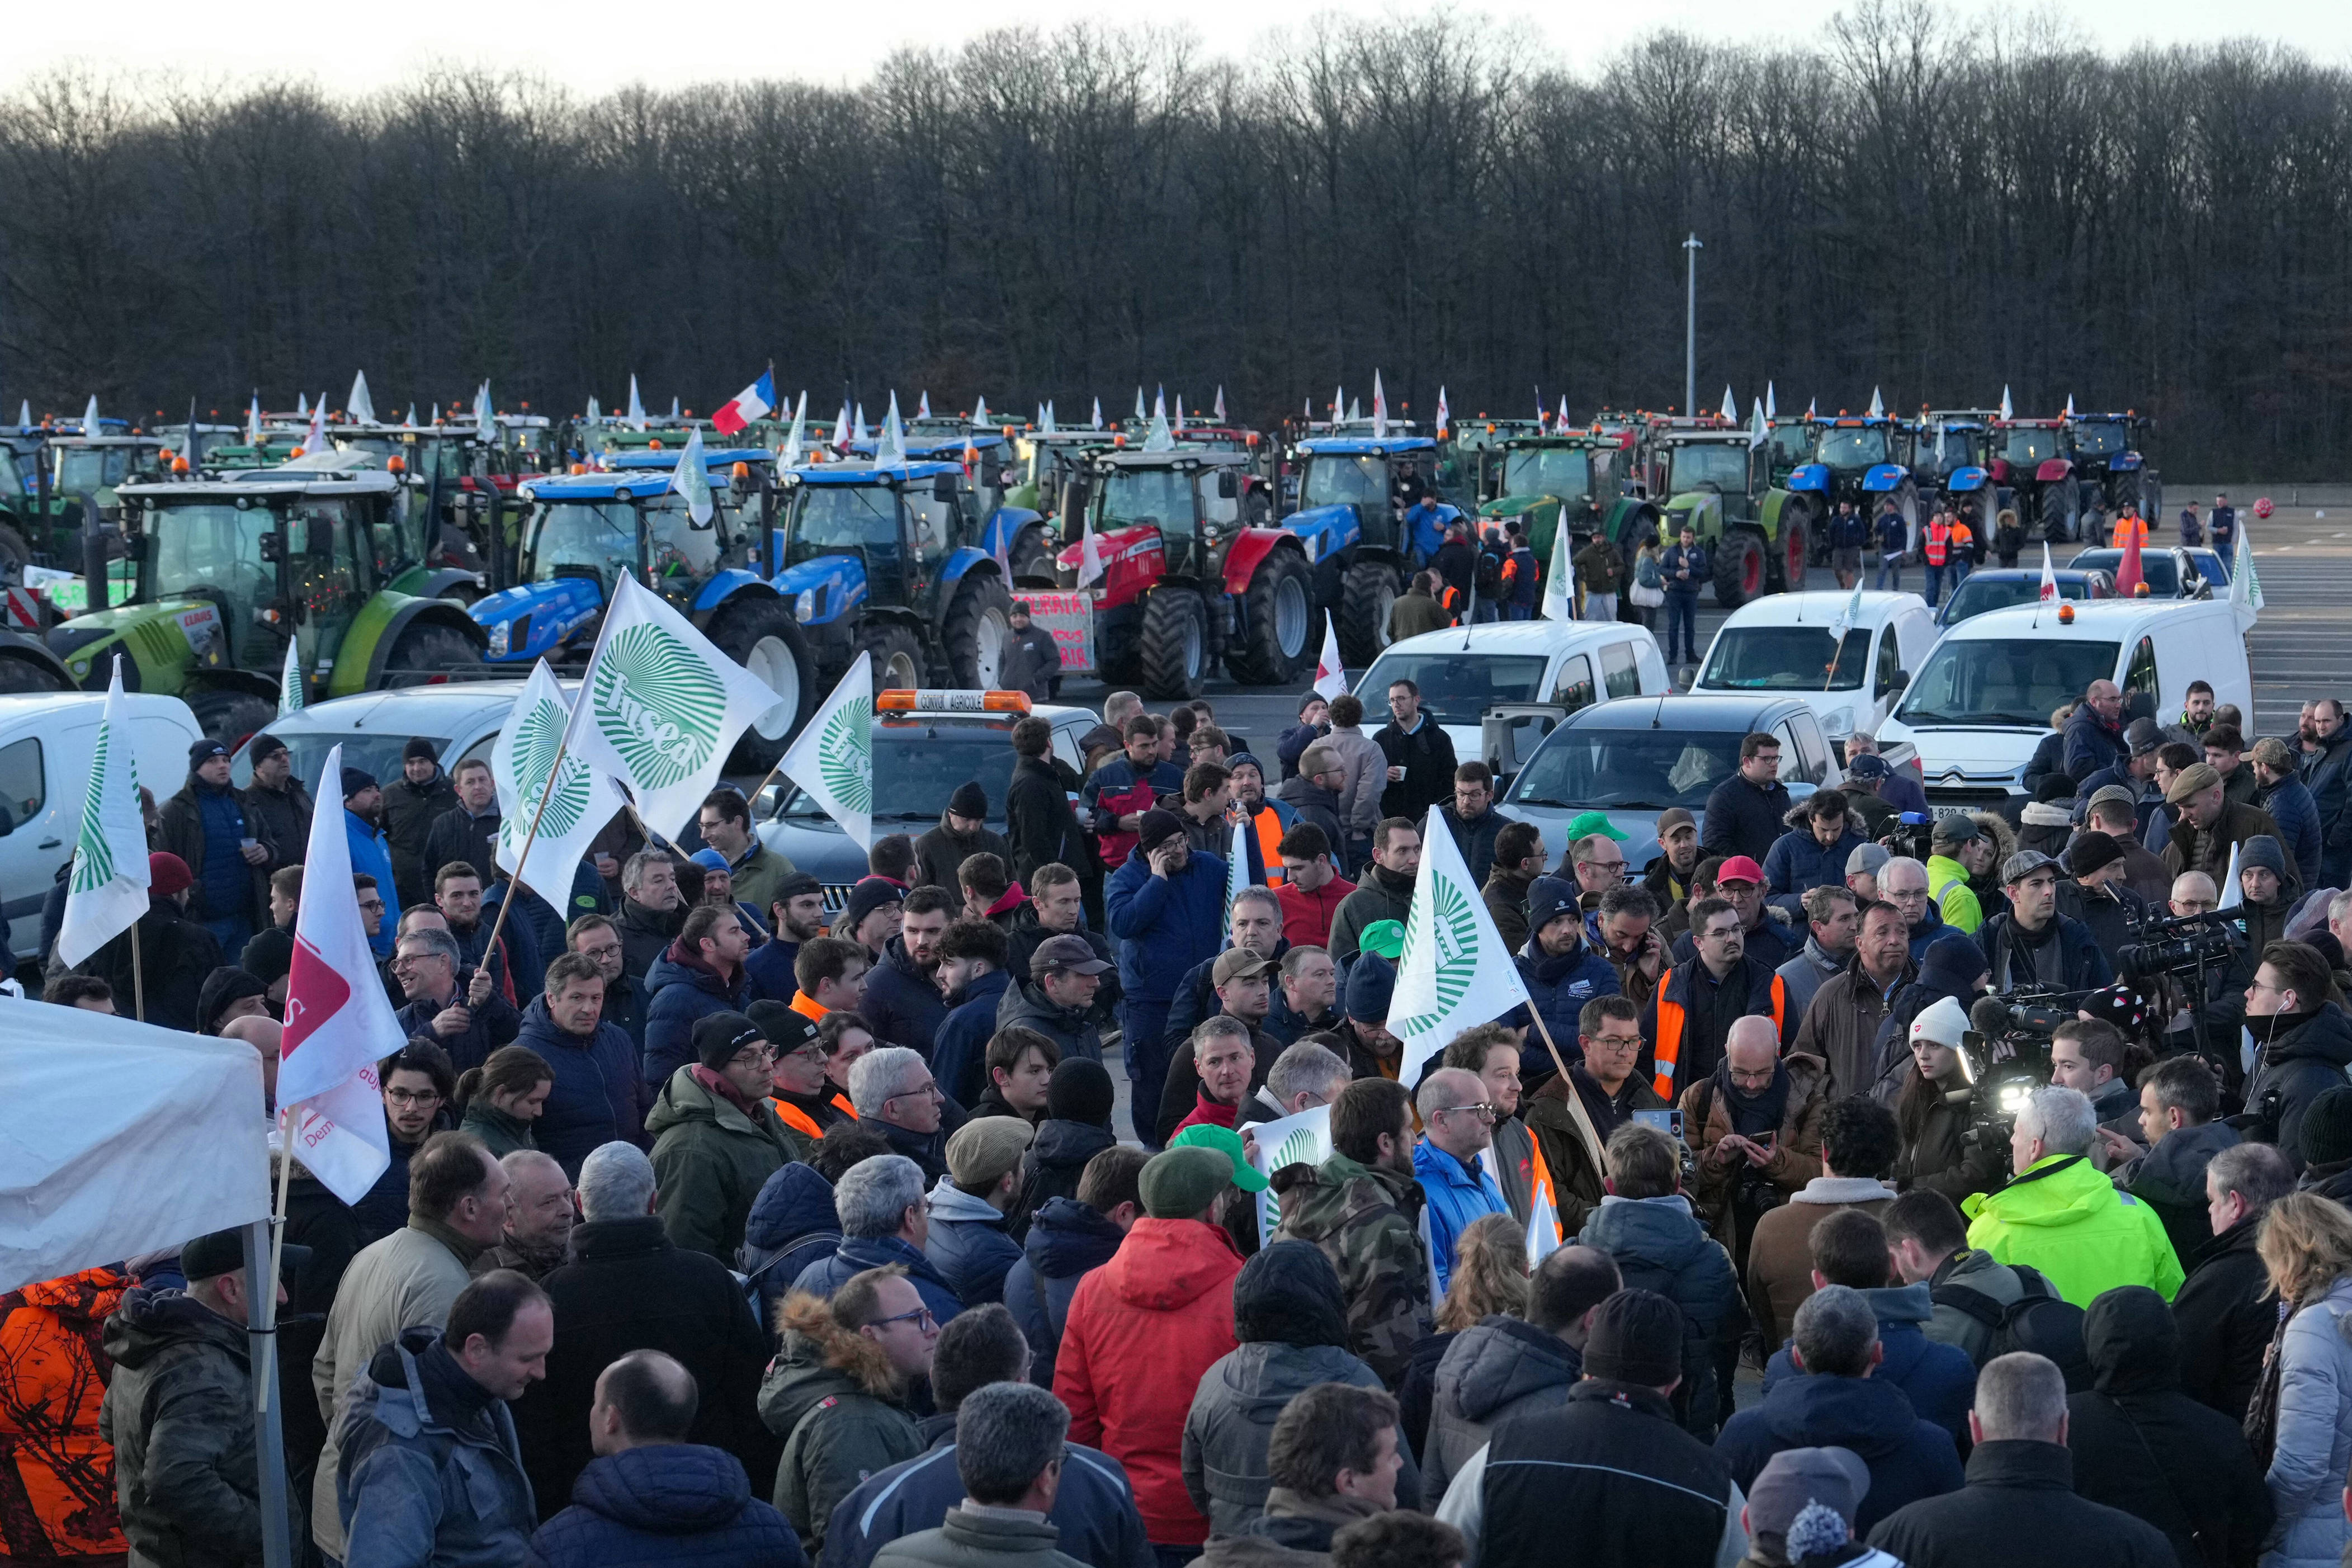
[1727,1066,1777,1088]
[1437,1102,1498,1123]
[871,1305,938,1331]
[389,954,447,971]
[729,1046,778,1067]
[386,1088,442,1106]
[886,1081,944,1104]
[1588,1033,1643,1054]
[778,1043,827,1066]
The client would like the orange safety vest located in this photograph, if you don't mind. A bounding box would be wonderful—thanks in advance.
[1923,522,1949,566]
[1950,522,1973,556]
[789,990,828,1024]
[771,1091,859,1141]
[1251,803,1287,887]
[1650,965,1787,1101]
[2109,515,2148,548]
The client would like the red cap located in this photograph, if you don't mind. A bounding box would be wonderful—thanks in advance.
[148,852,193,899]
[1715,856,1764,887]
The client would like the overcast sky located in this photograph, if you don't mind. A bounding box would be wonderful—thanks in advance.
[6,0,2344,98]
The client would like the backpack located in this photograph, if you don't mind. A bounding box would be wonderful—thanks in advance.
[1475,544,1505,598]
[1933,1261,2092,1390]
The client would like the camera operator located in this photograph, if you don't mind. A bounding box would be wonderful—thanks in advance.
[1888,996,2004,1203]
[1979,852,2113,994]
[2240,940,2352,1169]
[1683,1017,1829,1273]
[2055,833,2147,964]
[2048,1017,2140,1139]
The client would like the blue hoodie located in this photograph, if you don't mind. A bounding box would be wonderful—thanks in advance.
[528,1442,802,1568]
[816,1423,1147,1568]
[346,809,400,957]
[739,1163,843,1333]
[1002,1197,1126,1392]
[929,967,1017,1108]
[1510,938,1622,1044]
[1761,1281,1977,1444]
[792,1234,964,1329]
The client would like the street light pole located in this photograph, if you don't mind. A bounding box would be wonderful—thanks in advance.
[1683,233,1703,417]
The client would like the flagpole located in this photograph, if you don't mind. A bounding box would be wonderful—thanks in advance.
[130,923,145,1023]
[242,1211,294,1568]
[479,728,578,964]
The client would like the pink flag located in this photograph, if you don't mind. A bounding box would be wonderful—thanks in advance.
[276,743,396,1203]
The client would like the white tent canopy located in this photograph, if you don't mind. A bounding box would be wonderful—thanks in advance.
[0,1002,271,1295]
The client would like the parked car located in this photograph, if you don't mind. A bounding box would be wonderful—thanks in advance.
[2065,546,2212,599]
[1934,567,2110,629]
[1692,591,1938,748]
[228,683,535,798]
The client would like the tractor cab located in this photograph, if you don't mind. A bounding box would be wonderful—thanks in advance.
[1789,417,1916,511]
[1479,436,1616,548]
[1657,432,1810,609]
[1990,417,2082,542]
[1007,431,1113,527]
[1080,449,1260,580]
[1761,417,1821,488]
[1283,436,1458,664]
[2065,412,2155,516]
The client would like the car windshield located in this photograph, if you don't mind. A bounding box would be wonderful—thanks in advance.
[1895,638,2121,728]
[147,502,278,630]
[1817,428,1889,468]
[2071,423,2128,457]
[2068,550,2182,596]
[1668,444,1748,493]
[1357,653,1551,727]
[1298,454,1387,509]
[786,483,899,567]
[1700,627,1871,692]
[526,500,639,587]
[780,720,1024,823]
[1508,728,1745,810]
[2001,429,2061,466]
[1939,574,2093,625]
[1501,448,1593,503]
[1095,467,1197,534]
[233,731,448,792]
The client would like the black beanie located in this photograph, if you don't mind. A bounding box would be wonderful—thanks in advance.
[1581,1288,1686,1387]
[196,966,268,1035]
[1046,1057,1116,1128]
[2301,1085,2352,1168]
[692,1010,764,1070]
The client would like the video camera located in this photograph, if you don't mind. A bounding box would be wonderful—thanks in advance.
[1881,811,1935,865]
[2115,905,2240,986]
[1950,989,2068,1149]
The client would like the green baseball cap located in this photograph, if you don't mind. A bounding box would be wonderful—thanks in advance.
[1359,919,1406,960]
[1169,1123,1271,1193]
[1565,810,1630,842]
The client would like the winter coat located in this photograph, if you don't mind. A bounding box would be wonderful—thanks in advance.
[2064,708,2129,785]
[2163,801,2283,884]
[1104,851,1229,1004]
[0,1267,130,1561]
[643,943,770,1090]
[914,818,1014,898]
[1014,1118,1117,1233]
[1413,1140,1510,1296]
[1373,716,1457,824]
[76,898,221,1035]
[1273,776,1347,866]
[395,969,525,1074]
[1892,1081,2009,1202]
[1181,1243,1411,1536]
[1744,1175,1900,1343]
[1523,1068,1658,1243]
[527,1443,802,1567]
[923,1178,1022,1307]
[1761,807,1871,918]
[2258,1276,2352,1568]
[2300,730,2352,867]
[383,767,460,906]
[157,776,267,927]
[1268,1152,1432,1390]
[1680,1053,1830,1248]
[335,1327,537,1568]
[1004,1197,1125,1392]
[1054,1217,1243,1546]
[1978,910,2115,994]
[1759,1281,1976,1445]
[872,1507,1088,1568]
[1718,1371,1961,1534]
[2172,1217,2278,1423]
[310,1223,477,1562]
[2056,879,2147,970]
[1775,935,1847,1030]
[616,897,685,988]
[646,1065,798,1263]
[2065,1285,2273,1568]
[1420,1315,1581,1509]
[2260,775,2325,892]
[457,1099,535,1160]
[1963,1154,2184,1306]
[99,1286,298,1568]
[1641,952,1787,1102]
[1437,802,1504,890]
[740,1163,844,1334]
[2243,1004,2352,1168]
[1791,957,1912,1101]
[240,775,314,873]
[795,1234,965,1330]
[1001,621,1064,701]
[1006,754,1095,889]
[421,804,502,905]
[1316,725,1390,837]
[1572,1194,1744,1434]
[512,1214,776,1522]
[1702,773,1794,865]
[1512,938,1623,1049]
[1866,1439,2176,1568]
[760,1296,925,1552]
[861,935,952,1061]
[820,1425,1148,1568]
[1481,866,1537,958]
[1663,540,1710,594]
[1328,863,1416,966]
[932,967,1018,1106]
[345,809,402,957]
[2115,1119,2240,1264]
[513,995,642,1176]
[1387,583,1448,642]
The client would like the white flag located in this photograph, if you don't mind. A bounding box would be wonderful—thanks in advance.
[1091,398,1104,432]
[246,394,261,444]
[1719,385,1737,424]
[1867,386,1885,419]
[1214,386,1227,423]
[54,658,150,970]
[1526,1171,1562,1265]
[278,639,305,716]
[493,660,629,902]
[1999,385,2014,422]
[778,393,809,474]
[1541,514,1575,622]
[917,391,932,419]
[875,393,907,469]
[571,575,798,837]
[276,743,396,1205]
[1249,1103,1331,1244]
[1748,398,1769,450]
[1435,385,1449,439]
[627,375,648,432]
[1224,815,1251,942]
[347,370,375,425]
[834,401,853,453]
[301,397,327,458]
[474,381,495,441]
[1391,806,1536,1087]
[672,427,714,525]
[853,403,869,444]
[1174,395,1186,434]
[1312,613,1348,701]
[2217,841,2245,911]
[2039,542,2058,603]
[1137,388,1149,423]
[2064,393,2076,419]
[1765,382,1777,421]
[1826,582,1863,646]
[2229,523,2263,633]
[973,395,990,428]
[776,653,873,848]
[1373,371,1388,439]
[1077,519,1106,588]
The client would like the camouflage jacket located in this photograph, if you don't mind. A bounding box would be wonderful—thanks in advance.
[1269,1151,1430,1388]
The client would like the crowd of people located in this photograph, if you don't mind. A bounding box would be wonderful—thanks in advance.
[11,657,2352,1568]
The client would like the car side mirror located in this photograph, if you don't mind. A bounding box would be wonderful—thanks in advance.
[1217,471,1239,499]
[933,476,957,502]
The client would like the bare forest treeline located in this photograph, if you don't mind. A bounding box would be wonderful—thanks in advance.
[1,1,2348,477]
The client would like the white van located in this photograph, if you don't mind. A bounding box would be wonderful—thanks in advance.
[1355,620,1673,761]
[1875,598,2253,814]
[1693,591,1940,748]
[0,693,205,957]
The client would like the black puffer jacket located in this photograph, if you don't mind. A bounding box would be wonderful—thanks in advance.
[2171,1217,2278,1423]
[1420,1314,1581,1508]
[1013,1116,1117,1236]
[2244,1003,2352,1168]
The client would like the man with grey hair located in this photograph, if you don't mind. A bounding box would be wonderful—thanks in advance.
[1876,855,1945,960]
[472,1149,575,1281]
[1961,1086,2183,1307]
[391,920,520,1070]
[853,1045,950,1183]
[792,1155,966,1326]
[1866,1353,2174,1568]
[873,1382,1087,1568]
[1244,1038,1353,1127]
[513,1140,776,1520]
[617,847,687,976]
[2175,1140,2298,1420]
[1414,1067,1509,1292]
[1716,1284,1962,1533]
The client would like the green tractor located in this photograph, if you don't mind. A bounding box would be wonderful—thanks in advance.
[1653,430,1808,608]
[45,462,489,744]
[1476,434,1656,568]
[2,433,171,575]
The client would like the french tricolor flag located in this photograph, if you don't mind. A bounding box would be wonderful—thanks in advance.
[712,367,776,436]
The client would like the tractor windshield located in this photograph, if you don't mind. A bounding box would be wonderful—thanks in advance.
[2001,429,2062,467]
[1922,428,1986,473]
[1501,448,1593,504]
[1816,428,1890,468]
[1298,455,1387,510]
[2071,423,2128,457]
[643,494,724,581]
[1768,425,1813,467]
[146,501,278,637]
[1095,468,1198,536]
[333,435,401,461]
[54,446,136,493]
[1668,444,1749,494]
[0,448,20,499]
[526,500,640,589]
[785,483,900,569]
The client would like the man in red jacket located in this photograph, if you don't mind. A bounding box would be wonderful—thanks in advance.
[1054,1146,1242,1556]
[1276,822,1356,950]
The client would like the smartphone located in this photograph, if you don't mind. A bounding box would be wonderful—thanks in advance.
[1754,1130,1775,1149]
[1632,1108,1685,1141]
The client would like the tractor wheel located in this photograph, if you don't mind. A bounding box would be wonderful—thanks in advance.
[708,596,814,767]
[0,650,68,694]
[942,570,1013,688]
[2041,483,2077,543]
[1228,549,1312,686]
[0,523,30,583]
[1336,559,1402,668]
[861,625,927,694]
[188,688,277,749]
[2110,469,2142,513]
[1775,515,1811,593]
[382,624,485,687]
[1713,532,1764,608]
[1010,523,1057,588]
[1139,588,1208,700]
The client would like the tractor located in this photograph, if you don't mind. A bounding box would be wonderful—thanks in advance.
[6,433,171,574]
[1477,434,1657,573]
[1006,430,1117,552]
[1760,415,1822,490]
[49,462,491,744]
[1784,417,1920,556]
[767,456,1016,698]
[1281,434,1466,666]
[856,434,1052,588]
[1987,417,2081,542]
[2065,412,2159,520]
[1915,415,2000,536]
[1652,429,1808,608]
[1049,446,1310,698]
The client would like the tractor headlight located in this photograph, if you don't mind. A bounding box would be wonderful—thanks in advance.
[487,620,511,657]
[795,589,816,623]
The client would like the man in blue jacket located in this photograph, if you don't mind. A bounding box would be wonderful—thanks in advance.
[1104,809,1227,1145]
[1872,500,1907,591]
[1763,790,1870,918]
[1512,876,1621,1046]
[1660,526,1707,666]
[342,768,402,957]
[1415,1067,1510,1292]
[517,953,645,1175]
[643,904,769,1089]
[928,919,1017,1109]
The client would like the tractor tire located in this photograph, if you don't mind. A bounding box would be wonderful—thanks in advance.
[1139,588,1208,700]
[1010,523,1057,588]
[1775,514,1811,593]
[2110,470,2142,513]
[1778,498,1817,575]
[2039,483,2077,544]
[1336,559,1402,668]
[188,688,276,749]
[1227,549,1313,686]
[942,570,1014,688]
[1713,532,1765,608]
[0,523,29,583]
[861,625,927,694]
[382,624,485,687]
[0,650,68,694]
[708,596,815,768]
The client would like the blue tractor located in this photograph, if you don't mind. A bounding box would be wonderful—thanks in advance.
[1281,435,1468,665]
[465,448,815,763]
[877,434,1055,587]
[1784,415,1922,556]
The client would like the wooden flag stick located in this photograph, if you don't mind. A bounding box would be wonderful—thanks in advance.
[480,731,577,963]
[130,922,145,1023]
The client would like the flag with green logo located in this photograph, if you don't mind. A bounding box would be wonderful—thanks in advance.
[776,651,873,848]
[1542,514,1575,621]
[1391,805,1535,1087]
[570,573,801,837]
[2229,523,2263,633]
[55,657,150,969]
[1246,1104,1331,1244]
[493,659,629,900]
[672,426,715,526]
[278,639,305,716]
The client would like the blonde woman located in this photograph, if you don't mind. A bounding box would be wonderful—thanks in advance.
[2250,1192,2352,1568]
